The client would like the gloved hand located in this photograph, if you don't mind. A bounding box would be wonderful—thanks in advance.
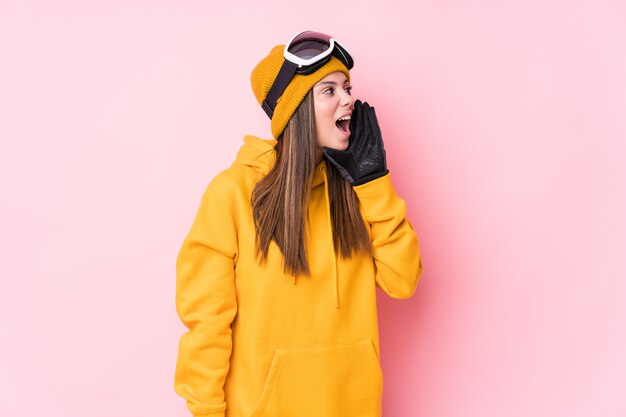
[322,99,389,186]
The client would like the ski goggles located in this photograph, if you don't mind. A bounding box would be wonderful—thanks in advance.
[261,30,354,119]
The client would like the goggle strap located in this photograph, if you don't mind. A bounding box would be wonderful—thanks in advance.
[261,60,299,119]
[333,43,353,69]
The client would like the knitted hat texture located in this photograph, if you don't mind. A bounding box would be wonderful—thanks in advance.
[250,44,351,140]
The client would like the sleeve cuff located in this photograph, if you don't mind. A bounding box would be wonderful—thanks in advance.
[352,173,402,219]
[352,169,389,186]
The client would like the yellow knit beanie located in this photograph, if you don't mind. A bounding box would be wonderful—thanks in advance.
[250,44,351,140]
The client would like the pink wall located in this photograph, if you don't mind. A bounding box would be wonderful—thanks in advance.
[1,1,625,416]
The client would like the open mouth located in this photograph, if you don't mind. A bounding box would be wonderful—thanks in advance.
[335,116,351,135]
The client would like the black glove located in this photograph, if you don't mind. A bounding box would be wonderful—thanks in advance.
[322,99,388,186]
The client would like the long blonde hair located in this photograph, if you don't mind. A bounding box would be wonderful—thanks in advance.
[251,89,372,276]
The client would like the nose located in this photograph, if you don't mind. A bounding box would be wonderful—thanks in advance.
[340,89,354,108]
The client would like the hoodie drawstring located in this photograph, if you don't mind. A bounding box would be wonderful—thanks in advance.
[321,164,340,309]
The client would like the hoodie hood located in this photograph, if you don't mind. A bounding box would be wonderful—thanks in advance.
[232,135,278,176]
[233,135,327,188]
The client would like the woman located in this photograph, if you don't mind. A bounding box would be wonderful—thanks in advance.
[174,30,424,417]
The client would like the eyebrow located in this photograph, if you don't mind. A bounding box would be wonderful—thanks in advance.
[315,80,350,88]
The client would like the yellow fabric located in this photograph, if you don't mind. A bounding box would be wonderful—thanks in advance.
[250,45,351,140]
[174,135,423,417]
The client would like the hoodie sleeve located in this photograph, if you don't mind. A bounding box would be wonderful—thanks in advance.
[174,182,238,417]
[353,173,423,299]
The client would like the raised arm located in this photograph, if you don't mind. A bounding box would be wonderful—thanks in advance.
[322,99,423,298]
[354,173,423,299]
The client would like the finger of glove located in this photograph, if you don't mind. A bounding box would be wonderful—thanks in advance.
[352,101,367,159]
[368,106,387,154]
[355,102,373,160]
[350,99,362,131]
[348,100,363,152]
[368,106,383,144]
[367,106,388,171]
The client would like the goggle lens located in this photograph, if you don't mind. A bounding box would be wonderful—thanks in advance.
[288,40,330,60]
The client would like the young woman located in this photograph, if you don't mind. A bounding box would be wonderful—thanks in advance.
[174,30,424,417]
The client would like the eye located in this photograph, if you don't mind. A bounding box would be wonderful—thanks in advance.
[345,86,353,95]
[323,87,335,95]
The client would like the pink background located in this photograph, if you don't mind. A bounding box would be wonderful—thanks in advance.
[1,1,625,416]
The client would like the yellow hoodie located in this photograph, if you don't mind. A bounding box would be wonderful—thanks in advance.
[175,135,423,417]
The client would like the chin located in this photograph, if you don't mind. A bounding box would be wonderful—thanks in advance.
[336,137,350,150]
[319,130,350,151]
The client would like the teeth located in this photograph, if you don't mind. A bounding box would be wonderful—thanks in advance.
[337,115,351,122]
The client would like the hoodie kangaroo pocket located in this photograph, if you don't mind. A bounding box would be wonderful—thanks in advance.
[250,338,383,417]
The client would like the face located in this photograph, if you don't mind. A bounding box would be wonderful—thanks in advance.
[313,71,354,156]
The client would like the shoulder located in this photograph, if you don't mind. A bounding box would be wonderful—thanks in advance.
[203,164,263,209]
